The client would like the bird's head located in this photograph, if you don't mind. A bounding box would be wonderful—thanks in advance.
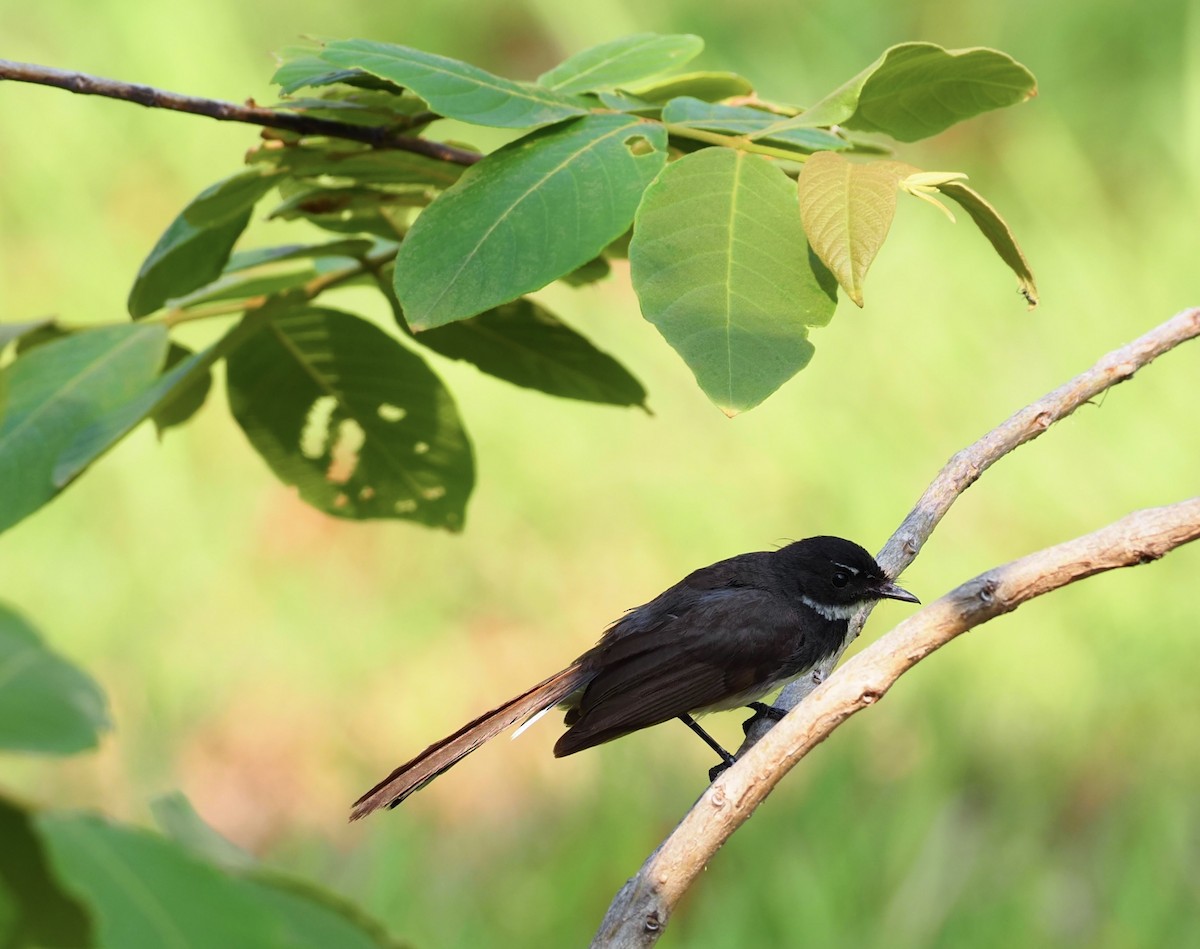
[774,536,919,616]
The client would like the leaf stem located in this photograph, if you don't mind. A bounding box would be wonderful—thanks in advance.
[663,124,811,164]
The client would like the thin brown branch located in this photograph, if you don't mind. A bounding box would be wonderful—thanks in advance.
[761,306,1200,726]
[0,59,481,166]
[593,307,1200,946]
[593,498,1200,947]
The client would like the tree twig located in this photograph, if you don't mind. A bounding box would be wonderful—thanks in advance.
[0,59,481,167]
[593,307,1200,946]
[593,497,1200,947]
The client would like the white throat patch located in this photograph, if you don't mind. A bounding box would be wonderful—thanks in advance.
[797,594,862,621]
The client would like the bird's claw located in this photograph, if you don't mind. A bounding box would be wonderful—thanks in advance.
[743,701,786,734]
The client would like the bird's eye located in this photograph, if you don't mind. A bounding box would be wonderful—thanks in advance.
[831,570,850,588]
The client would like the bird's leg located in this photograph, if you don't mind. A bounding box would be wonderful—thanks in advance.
[743,701,786,734]
[677,714,736,781]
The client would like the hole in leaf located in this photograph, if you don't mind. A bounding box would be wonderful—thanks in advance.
[422,485,446,501]
[624,135,655,157]
[300,396,338,460]
[413,441,430,455]
[326,419,364,484]
[378,403,406,422]
[394,499,418,513]
[359,486,376,501]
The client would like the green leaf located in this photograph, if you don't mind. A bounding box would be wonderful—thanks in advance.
[0,324,168,534]
[226,306,474,530]
[761,43,1036,143]
[163,239,375,311]
[273,85,436,131]
[417,298,646,408]
[52,318,261,488]
[396,114,667,330]
[249,139,468,188]
[147,795,401,948]
[271,46,406,97]
[317,39,587,128]
[629,148,837,415]
[629,71,754,103]
[0,604,109,754]
[560,255,611,287]
[170,265,321,310]
[538,33,703,94]
[0,797,92,947]
[150,343,213,436]
[36,814,283,949]
[939,181,1038,307]
[593,90,661,115]
[797,153,913,306]
[268,186,415,241]
[151,793,255,871]
[662,97,848,152]
[128,169,279,318]
[244,877,403,949]
[225,240,377,273]
[13,322,69,355]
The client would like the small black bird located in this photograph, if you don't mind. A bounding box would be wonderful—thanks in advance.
[351,536,918,819]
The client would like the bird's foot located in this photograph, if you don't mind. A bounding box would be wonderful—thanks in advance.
[708,760,731,782]
[743,701,786,734]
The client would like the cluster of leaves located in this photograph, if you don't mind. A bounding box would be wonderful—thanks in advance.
[0,34,1036,538]
[0,604,405,948]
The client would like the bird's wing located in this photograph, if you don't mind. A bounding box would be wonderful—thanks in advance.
[554,588,799,756]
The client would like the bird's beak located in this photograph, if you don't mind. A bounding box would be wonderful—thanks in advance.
[875,580,920,604]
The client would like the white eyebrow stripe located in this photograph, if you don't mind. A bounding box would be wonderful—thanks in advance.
[832,562,861,575]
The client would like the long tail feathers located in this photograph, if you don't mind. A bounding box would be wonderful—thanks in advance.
[350,664,587,820]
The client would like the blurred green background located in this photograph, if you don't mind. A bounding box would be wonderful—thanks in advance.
[2,0,1198,945]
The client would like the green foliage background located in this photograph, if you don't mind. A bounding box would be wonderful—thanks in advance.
[2,1,1198,945]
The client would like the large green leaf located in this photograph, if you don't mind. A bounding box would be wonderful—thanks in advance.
[396,114,667,330]
[226,306,474,530]
[797,153,914,306]
[939,181,1038,307]
[662,96,847,152]
[417,298,647,408]
[0,605,109,754]
[758,43,1036,143]
[0,324,168,534]
[36,814,283,949]
[537,34,703,94]
[0,798,91,948]
[629,148,837,415]
[317,39,587,128]
[128,169,280,318]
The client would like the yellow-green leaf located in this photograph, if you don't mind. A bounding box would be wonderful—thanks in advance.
[797,153,913,306]
[939,181,1038,307]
